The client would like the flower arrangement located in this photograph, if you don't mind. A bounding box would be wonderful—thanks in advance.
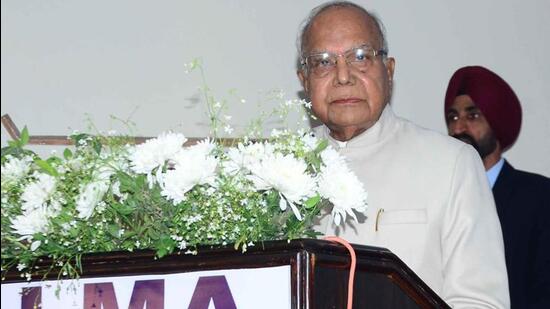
[0,61,368,282]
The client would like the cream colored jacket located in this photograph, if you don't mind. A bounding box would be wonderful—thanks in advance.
[314,105,510,308]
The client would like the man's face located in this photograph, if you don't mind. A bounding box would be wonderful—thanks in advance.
[446,94,498,159]
[298,8,395,140]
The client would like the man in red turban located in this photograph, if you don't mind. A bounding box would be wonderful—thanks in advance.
[445,65,550,309]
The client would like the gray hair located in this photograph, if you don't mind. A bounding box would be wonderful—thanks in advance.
[297,1,389,58]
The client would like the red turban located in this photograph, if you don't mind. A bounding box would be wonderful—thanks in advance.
[444,65,522,151]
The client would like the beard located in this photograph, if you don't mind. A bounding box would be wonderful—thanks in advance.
[452,132,497,159]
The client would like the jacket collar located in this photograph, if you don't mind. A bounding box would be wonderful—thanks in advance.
[318,104,399,149]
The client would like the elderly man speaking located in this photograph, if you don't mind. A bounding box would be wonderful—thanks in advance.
[297,1,509,308]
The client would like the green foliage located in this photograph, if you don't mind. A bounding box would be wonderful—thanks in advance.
[1,127,36,164]
[0,128,329,283]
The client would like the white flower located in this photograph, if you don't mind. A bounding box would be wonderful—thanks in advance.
[75,180,110,219]
[110,153,131,174]
[20,173,57,213]
[112,181,122,197]
[129,132,187,175]
[248,153,316,220]
[223,142,275,176]
[223,125,234,134]
[1,155,32,184]
[66,157,84,171]
[10,208,51,240]
[95,165,115,182]
[30,241,42,251]
[160,141,218,204]
[178,240,187,250]
[318,163,368,226]
[320,147,347,168]
[185,139,216,158]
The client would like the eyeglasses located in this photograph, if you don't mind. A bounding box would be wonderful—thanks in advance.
[301,44,387,78]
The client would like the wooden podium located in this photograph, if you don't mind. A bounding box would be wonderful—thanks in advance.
[2,239,450,308]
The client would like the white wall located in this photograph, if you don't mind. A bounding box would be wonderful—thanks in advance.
[2,0,549,176]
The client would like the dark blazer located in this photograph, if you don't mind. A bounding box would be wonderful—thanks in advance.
[492,160,550,309]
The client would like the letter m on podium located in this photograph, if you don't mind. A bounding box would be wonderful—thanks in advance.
[84,279,164,309]
[188,276,237,309]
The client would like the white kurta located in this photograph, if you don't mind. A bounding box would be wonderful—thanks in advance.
[314,105,510,308]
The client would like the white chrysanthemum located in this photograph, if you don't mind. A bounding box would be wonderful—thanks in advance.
[184,139,216,159]
[249,153,316,220]
[75,181,110,219]
[20,173,57,212]
[10,208,50,240]
[1,155,32,184]
[318,164,368,226]
[129,132,187,175]
[320,147,347,168]
[224,142,275,175]
[160,142,218,205]
[222,148,242,176]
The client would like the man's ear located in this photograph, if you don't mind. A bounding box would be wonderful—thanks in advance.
[384,57,396,98]
[297,70,309,94]
[385,57,395,86]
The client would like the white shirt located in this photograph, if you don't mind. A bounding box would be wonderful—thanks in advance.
[487,158,505,188]
[314,105,510,308]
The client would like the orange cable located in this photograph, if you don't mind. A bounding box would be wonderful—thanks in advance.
[323,236,356,309]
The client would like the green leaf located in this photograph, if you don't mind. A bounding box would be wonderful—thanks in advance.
[304,195,321,209]
[75,254,83,273]
[70,133,88,145]
[135,173,146,188]
[92,139,102,154]
[112,202,134,215]
[47,156,62,165]
[35,159,59,176]
[314,139,328,154]
[69,228,79,238]
[266,191,280,209]
[63,148,73,160]
[117,171,138,192]
[305,153,321,170]
[107,224,122,238]
[20,126,30,146]
[1,146,18,159]
[155,236,175,258]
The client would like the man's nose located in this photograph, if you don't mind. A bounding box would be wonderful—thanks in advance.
[450,117,467,135]
[335,57,352,85]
